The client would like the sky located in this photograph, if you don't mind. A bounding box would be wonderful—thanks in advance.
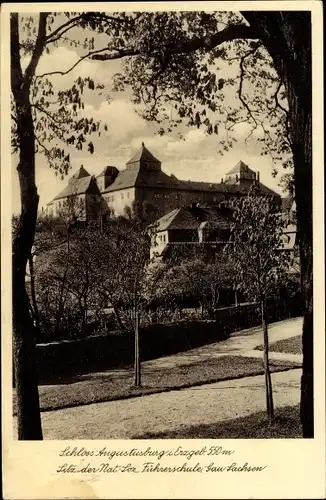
[12,16,287,214]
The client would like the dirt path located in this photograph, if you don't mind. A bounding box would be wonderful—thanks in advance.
[142,316,303,370]
[18,368,301,440]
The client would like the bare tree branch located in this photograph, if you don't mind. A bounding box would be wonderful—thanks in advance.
[31,104,66,128]
[35,46,139,79]
[238,46,261,127]
[45,14,85,44]
[92,23,258,61]
[45,23,83,45]
[35,134,53,158]
[91,47,140,61]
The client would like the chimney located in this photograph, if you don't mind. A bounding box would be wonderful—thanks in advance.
[221,178,224,184]
[257,171,260,183]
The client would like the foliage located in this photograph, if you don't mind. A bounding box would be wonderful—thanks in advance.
[11,12,117,178]
[12,12,294,185]
[32,213,153,339]
[90,11,293,187]
[146,247,234,316]
[92,216,152,330]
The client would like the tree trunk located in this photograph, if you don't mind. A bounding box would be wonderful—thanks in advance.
[261,298,274,424]
[287,82,313,437]
[28,254,41,340]
[54,235,70,338]
[199,300,204,319]
[243,11,314,437]
[134,309,141,387]
[278,17,313,438]
[11,10,45,438]
[13,109,43,439]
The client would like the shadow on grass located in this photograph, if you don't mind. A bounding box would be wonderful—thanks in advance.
[35,322,231,385]
[13,356,300,415]
[255,335,302,355]
[132,405,303,439]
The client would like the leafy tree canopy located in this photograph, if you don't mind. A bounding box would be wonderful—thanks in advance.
[12,11,293,188]
[90,11,293,185]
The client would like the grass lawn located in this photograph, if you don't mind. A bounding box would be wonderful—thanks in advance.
[256,335,302,355]
[13,355,299,414]
[132,405,302,439]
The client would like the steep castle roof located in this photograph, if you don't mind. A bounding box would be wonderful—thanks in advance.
[103,168,278,197]
[53,175,100,201]
[69,165,90,180]
[226,160,255,176]
[126,142,160,165]
[103,168,182,193]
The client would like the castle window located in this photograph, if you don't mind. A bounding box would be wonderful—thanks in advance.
[121,193,124,200]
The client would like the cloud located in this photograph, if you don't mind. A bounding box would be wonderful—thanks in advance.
[83,100,149,147]
[22,46,84,79]
[23,45,123,95]
[164,129,207,157]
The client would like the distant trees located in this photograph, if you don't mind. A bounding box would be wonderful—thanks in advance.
[32,213,153,386]
[227,189,292,424]
[32,214,151,336]
[146,246,234,318]
[92,216,152,386]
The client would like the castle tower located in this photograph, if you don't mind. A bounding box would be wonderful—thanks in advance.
[126,142,161,171]
[96,165,119,192]
[224,160,257,187]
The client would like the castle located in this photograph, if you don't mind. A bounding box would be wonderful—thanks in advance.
[46,143,281,222]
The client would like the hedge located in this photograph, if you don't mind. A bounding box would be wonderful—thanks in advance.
[34,299,302,384]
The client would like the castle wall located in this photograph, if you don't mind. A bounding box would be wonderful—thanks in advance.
[50,194,87,219]
[103,188,136,217]
[135,187,227,221]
